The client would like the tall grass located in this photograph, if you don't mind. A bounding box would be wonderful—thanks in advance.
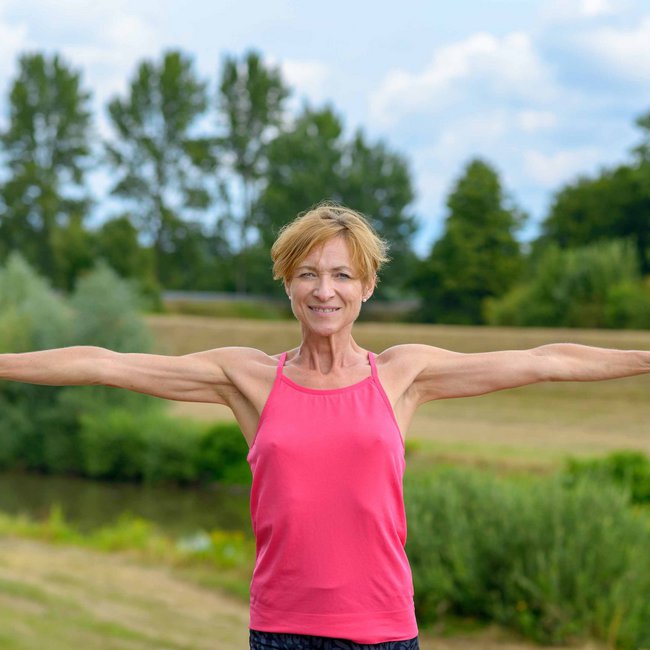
[405,468,650,648]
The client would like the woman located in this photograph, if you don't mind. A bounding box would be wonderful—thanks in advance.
[1,202,649,650]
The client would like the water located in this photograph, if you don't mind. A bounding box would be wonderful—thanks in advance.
[0,471,253,538]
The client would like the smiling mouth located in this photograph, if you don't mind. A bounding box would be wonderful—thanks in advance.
[309,307,341,313]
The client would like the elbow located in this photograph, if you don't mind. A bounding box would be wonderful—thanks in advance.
[87,347,117,386]
[530,345,564,383]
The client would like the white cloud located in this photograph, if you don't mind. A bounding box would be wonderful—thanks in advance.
[523,148,603,187]
[539,0,620,23]
[572,16,650,83]
[279,59,331,104]
[580,0,616,17]
[517,110,557,133]
[370,31,556,128]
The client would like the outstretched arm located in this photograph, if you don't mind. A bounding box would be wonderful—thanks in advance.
[403,343,650,404]
[0,345,256,404]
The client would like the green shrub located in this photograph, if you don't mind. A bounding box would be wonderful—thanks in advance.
[0,255,162,476]
[486,240,650,328]
[195,422,252,486]
[70,261,152,351]
[79,407,250,486]
[79,408,148,480]
[0,253,73,352]
[564,451,650,504]
[405,468,650,647]
[139,414,205,484]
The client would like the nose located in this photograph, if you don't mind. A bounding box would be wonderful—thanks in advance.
[313,274,335,300]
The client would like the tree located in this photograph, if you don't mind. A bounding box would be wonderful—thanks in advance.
[217,50,290,292]
[93,215,157,294]
[413,159,525,324]
[537,165,650,274]
[104,49,215,287]
[0,52,93,288]
[342,131,418,298]
[538,110,650,275]
[256,105,419,298]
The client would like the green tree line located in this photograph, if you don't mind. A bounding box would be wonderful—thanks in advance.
[1,48,650,326]
[0,49,417,302]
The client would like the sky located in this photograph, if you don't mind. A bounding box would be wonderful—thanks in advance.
[0,0,649,256]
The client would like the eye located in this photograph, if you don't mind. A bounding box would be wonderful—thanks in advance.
[299,272,315,278]
[337,273,351,279]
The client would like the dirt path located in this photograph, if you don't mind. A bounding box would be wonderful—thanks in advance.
[0,538,602,650]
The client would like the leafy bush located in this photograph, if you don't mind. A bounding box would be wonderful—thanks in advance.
[78,408,251,486]
[486,240,650,328]
[69,261,152,350]
[405,468,650,648]
[0,253,73,352]
[0,255,157,475]
[564,450,650,504]
[196,422,252,486]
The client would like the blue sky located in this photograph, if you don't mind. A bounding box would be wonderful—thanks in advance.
[1,0,649,256]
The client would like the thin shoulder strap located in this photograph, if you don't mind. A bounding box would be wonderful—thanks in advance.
[277,351,287,378]
[367,350,379,382]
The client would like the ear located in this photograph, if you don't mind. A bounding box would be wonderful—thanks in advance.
[363,275,377,301]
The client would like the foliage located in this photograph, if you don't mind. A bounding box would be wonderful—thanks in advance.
[256,105,419,299]
[0,52,94,289]
[412,159,525,324]
[69,261,152,350]
[218,49,290,294]
[196,422,252,485]
[0,252,73,352]
[564,451,650,504]
[79,411,250,486]
[538,162,650,274]
[405,468,650,648]
[104,49,215,287]
[486,239,650,328]
[93,214,159,301]
[0,255,155,472]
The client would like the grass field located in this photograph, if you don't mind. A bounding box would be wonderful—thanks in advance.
[148,315,650,472]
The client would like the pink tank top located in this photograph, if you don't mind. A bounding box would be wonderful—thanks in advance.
[246,350,418,644]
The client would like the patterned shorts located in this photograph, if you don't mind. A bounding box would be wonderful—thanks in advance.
[249,628,420,650]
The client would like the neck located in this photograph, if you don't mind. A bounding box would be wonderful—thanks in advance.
[292,330,366,374]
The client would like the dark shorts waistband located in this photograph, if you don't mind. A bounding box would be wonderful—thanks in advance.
[249,628,419,650]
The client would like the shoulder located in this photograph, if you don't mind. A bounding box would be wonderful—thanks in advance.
[374,344,461,399]
[375,343,453,371]
[372,344,435,392]
[189,346,282,382]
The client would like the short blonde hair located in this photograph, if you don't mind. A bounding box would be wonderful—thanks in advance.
[271,202,390,289]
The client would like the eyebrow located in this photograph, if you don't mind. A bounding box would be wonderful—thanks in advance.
[296,265,354,272]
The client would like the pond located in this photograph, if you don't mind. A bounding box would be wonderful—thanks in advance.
[0,471,253,539]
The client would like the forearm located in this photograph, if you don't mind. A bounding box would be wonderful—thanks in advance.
[0,346,113,386]
[535,343,650,382]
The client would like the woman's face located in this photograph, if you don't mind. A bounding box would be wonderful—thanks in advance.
[285,236,374,334]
